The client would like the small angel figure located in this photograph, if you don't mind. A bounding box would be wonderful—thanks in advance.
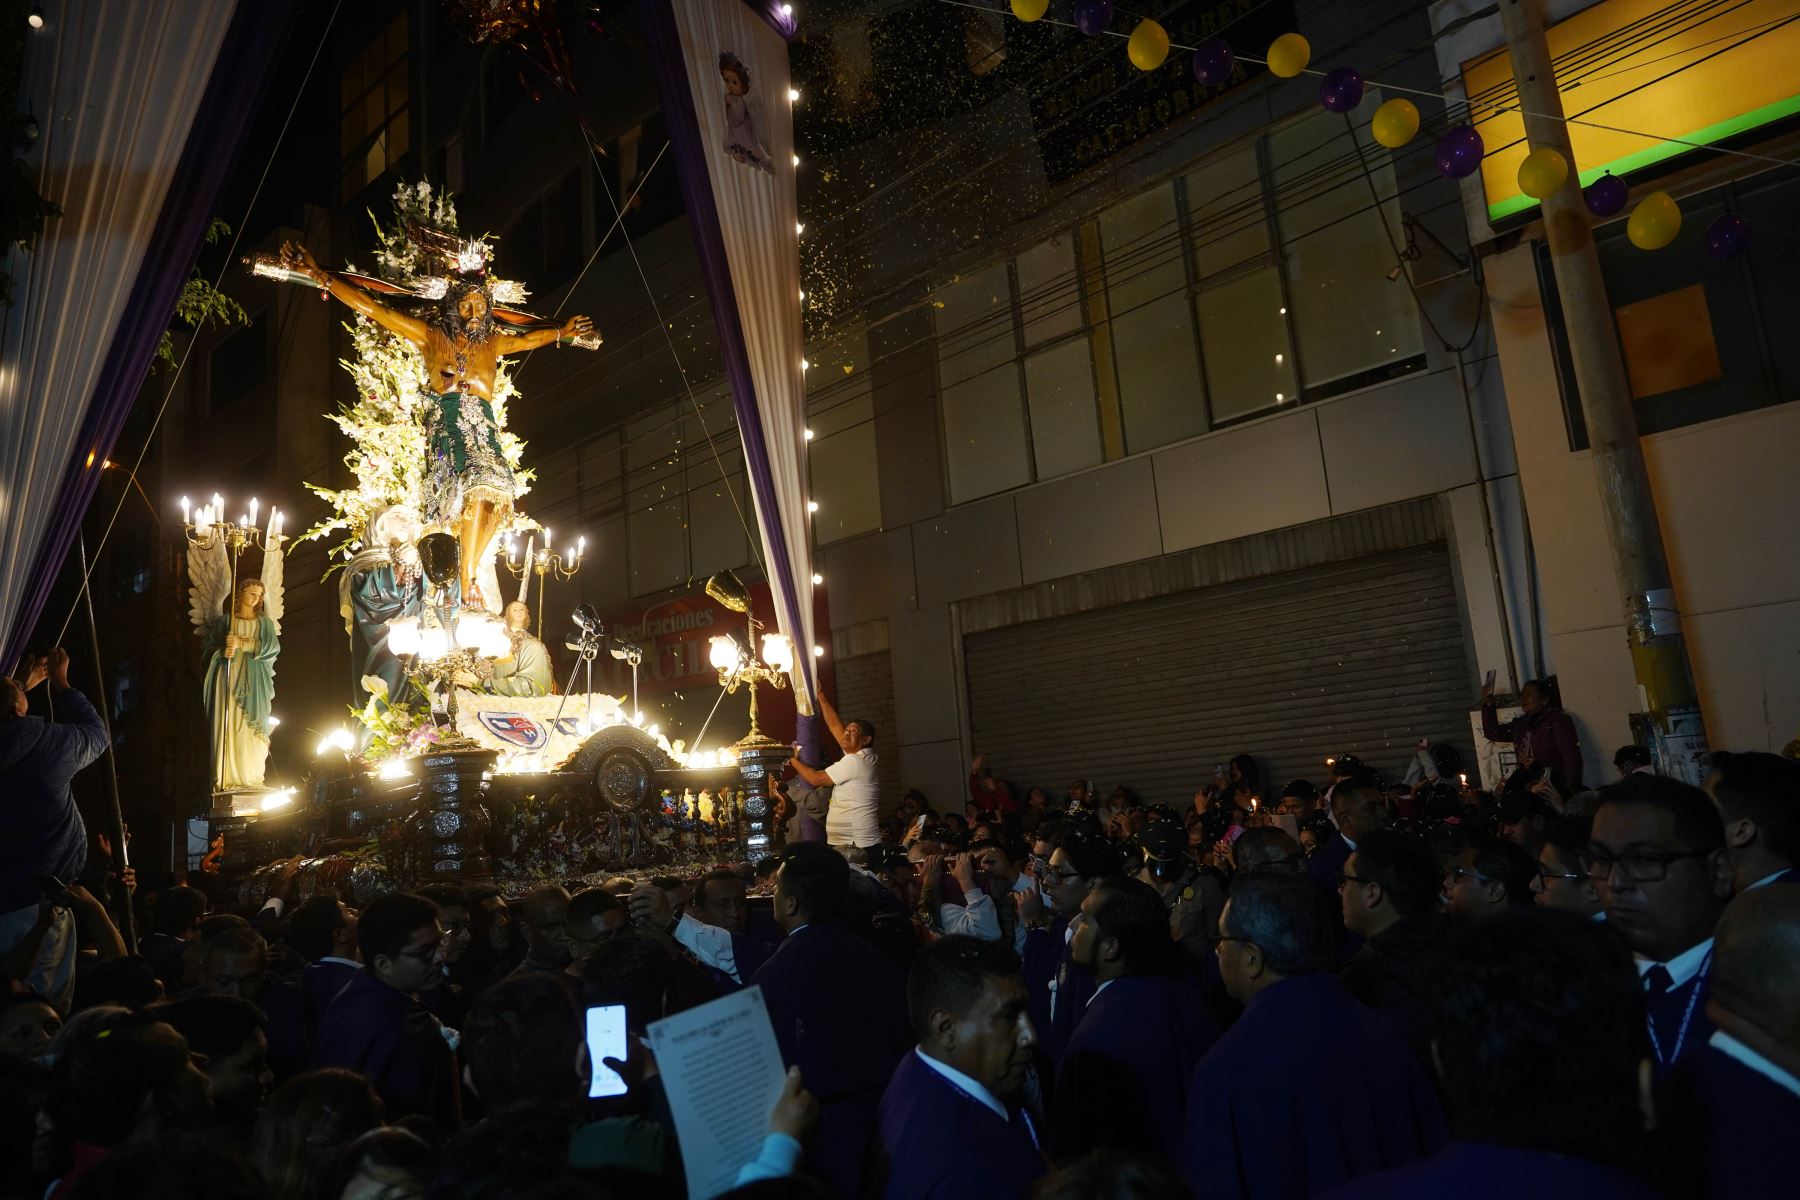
[189,535,285,792]
[720,51,774,173]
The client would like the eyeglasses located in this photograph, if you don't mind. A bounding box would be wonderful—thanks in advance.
[1337,871,1374,890]
[1213,934,1251,956]
[1446,865,1495,885]
[1534,865,1588,884]
[1585,849,1708,883]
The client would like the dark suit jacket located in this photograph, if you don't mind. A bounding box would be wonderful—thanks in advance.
[1339,910,1454,1067]
[1053,974,1217,1162]
[869,1049,1046,1200]
[1181,974,1447,1199]
[750,921,912,1196]
[1657,1039,1800,1198]
[313,969,460,1129]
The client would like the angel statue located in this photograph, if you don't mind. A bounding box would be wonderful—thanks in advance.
[189,537,284,793]
[270,234,598,612]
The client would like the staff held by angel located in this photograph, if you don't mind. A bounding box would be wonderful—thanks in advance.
[274,230,597,613]
[189,533,284,794]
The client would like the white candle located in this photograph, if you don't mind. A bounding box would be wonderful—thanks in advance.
[249,497,259,529]
[213,493,224,518]
[576,535,585,563]
[180,496,190,524]
[543,527,552,554]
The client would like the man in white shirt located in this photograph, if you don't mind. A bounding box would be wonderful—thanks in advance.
[786,693,880,850]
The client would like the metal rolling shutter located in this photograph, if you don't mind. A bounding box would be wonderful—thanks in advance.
[832,649,902,811]
[964,543,1473,804]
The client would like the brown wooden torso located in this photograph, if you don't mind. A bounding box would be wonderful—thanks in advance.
[424,326,498,398]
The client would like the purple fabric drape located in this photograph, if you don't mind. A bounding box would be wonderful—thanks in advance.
[642,0,818,744]
[2,0,300,672]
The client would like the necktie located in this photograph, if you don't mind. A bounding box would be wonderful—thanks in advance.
[1644,964,1674,996]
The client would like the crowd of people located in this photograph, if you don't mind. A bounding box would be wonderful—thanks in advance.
[2,658,1798,1199]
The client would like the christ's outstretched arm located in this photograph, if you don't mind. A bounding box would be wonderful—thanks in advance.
[281,241,429,345]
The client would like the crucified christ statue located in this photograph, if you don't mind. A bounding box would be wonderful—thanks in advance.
[279,241,596,610]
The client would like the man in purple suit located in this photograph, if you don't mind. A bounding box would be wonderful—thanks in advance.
[1659,884,1800,1197]
[870,934,1045,1199]
[1181,875,1445,1198]
[1053,876,1216,1163]
[749,843,911,1196]
[1590,774,1733,1078]
[1705,750,1800,893]
[1325,909,1656,1199]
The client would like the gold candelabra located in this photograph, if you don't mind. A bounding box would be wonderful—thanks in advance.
[502,528,585,638]
[704,571,795,751]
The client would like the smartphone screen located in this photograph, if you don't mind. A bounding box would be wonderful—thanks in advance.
[1484,668,1497,689]
[585,1004,629,1099]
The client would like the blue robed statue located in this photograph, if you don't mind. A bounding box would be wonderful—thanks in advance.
[190,535,285,793]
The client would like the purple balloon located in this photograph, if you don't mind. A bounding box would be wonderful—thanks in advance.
[1192,37,1234,87]
[1705,213,1751,260]
[1074,0,1112,36]
[1434,125,1485,180]
[1584,173,1628,218]
[1318,66,1364,114]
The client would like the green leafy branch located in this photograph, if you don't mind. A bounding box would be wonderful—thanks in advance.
[155,218,249,370]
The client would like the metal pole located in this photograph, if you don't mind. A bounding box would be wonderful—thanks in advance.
[1498,0,1708,762]
[76,534,138,953]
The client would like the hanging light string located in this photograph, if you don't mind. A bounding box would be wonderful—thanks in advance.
[935,0,1800,170]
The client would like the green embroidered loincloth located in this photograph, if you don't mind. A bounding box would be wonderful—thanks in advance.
[423,390,514,527]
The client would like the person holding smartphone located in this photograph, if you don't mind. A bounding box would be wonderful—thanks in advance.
[0,647,111,1010]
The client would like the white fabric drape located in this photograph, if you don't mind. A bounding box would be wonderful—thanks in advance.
[0,0,238,663]
[667,0,818,714]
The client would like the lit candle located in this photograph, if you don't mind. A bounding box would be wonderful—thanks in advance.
[213,493,224,518]
[507,538,518,564]
[543,527,552,554]
[576,535,585,563]
[196,506,211,536]
[249,497,259,529]
[272,508,283,538]
[1458,772,1469,788]
[180,496,190,524]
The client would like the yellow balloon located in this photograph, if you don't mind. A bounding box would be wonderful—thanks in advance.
[1266,33,1311,79]
[1627,190,1682,250]
[1516,147,1569,200]
[1370,98,1419,149]
[1010,0,1049,20]
[1127,19,1170,71]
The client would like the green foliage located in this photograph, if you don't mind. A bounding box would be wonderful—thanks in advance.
[155,218,248,370]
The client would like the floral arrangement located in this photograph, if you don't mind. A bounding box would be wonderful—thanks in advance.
[351,675,433,762]
[299,180,533,568]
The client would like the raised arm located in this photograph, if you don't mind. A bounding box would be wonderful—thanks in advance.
[280,241,428,344]
[817,692,847,745]
[497,313,596,355]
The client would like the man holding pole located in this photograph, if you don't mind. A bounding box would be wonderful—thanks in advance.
[0,648,111,1007]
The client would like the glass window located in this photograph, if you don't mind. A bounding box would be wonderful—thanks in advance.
[1101,182,1206,451]
[1099,182,1185,316]
[689,474,749,579]
[936,262,1016,389]
[1185,143,1269,278]
[1015,236,1083,347]
[627,499,685,594]
[340,12,409,201]
[1196,267,1297,423]
[1024,339,1102,477]
[1111,303,1206,452]
[810,420,882,544]
[1268,94,1424,394]
[942,364,1030,504]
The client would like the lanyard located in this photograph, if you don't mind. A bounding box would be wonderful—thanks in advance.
[1647,950,1712,1066]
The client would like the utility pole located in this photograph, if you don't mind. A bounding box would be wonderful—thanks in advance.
[1498,0,1709,778]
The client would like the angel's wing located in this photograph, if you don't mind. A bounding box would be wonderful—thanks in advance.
[261,538,286,633]
[187,537,232,632]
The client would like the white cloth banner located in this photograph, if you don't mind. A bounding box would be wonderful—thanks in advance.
[658,0,818,715]
[0,0,239,664]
